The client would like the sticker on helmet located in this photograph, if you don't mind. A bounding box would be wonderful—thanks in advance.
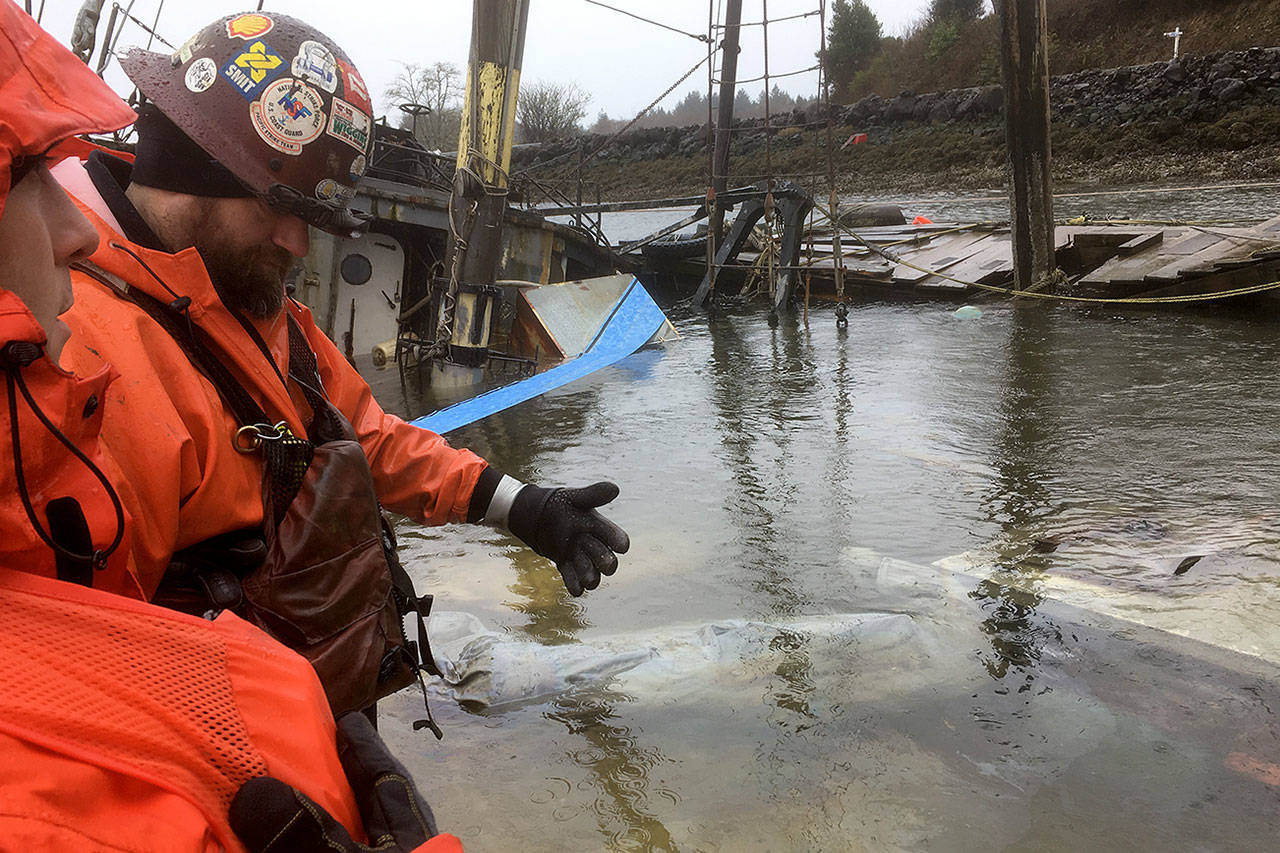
[315,178,355,202]
[292,40,338,94]
[184,57,218,93]
[173,34,199,65]
[250,78,326,155]
[221,40,285,101]
[349,154,367,182]
[326,97,371,153]
[227,13,274,40]
[338,59,372,114]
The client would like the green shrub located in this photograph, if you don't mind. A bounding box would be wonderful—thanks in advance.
[926,21,961,63]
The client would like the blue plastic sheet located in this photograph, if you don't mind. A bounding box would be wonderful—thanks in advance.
[410,278,668,435]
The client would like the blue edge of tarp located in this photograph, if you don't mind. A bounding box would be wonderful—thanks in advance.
[409,278,666,435]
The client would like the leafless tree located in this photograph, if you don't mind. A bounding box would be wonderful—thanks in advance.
[516,80,591,142]
[384,62,464,150]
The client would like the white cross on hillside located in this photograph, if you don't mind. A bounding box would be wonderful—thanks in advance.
[1164,27,1184,59]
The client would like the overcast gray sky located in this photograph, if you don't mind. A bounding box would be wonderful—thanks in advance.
[40,1,932,122]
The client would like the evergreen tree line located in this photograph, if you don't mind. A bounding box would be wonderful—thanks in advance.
[589,85,818,135]
[820,0,990,102]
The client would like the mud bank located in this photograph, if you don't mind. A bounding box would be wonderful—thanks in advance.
[513,47,1280,201]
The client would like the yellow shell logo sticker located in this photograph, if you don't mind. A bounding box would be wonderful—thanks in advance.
[227,13,273,40]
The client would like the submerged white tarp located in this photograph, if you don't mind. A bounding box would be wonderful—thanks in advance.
[424,546,1279,711]
[426,609,922,711]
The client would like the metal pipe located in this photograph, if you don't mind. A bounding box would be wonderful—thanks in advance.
[143,0,164,51]
[94,2,119,76]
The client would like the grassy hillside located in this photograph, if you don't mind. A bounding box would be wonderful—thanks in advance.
[849,0,1280,99]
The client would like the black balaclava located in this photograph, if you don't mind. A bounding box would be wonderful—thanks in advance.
[129,104,254,198]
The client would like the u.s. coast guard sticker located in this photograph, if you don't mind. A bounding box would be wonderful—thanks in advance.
[250,78,325,155]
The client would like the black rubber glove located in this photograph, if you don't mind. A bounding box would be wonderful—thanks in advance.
[507,481,630,596]
[230,712,439,852]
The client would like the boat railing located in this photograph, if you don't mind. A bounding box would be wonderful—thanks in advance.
[367,125,455,193]
[511,173,614,254]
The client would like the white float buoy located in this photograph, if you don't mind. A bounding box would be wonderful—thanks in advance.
[953,305,983,319]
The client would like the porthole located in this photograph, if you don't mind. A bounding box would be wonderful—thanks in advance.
[340,253,373,286]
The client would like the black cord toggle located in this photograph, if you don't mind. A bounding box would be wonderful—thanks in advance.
[5,358,126,575]
[1,341,42,369]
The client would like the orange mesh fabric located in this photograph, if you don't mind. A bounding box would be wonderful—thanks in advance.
[0,579,267,842]
[0,569,362,850]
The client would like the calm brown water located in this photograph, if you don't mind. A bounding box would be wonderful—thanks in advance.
[376,186,1280,851]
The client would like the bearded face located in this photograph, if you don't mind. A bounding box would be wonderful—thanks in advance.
[127,187,311,320]
[192,197,303,319]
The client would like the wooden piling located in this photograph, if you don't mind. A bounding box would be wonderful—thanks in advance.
[435,0,529,380]
[997,0,1055,291]
[704,0,744,305]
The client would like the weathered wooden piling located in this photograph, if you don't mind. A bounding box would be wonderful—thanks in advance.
[435,0,529,385]
[997,0,1055,291]
[702,0,744,306]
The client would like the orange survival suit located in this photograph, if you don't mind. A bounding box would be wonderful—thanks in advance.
[59,163,490,598]
[0,169,364,853]
[0,3,412,849]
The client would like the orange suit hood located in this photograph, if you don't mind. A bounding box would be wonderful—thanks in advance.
[0,0,135,213]
[0,289,141,596]
[0,0,141,592]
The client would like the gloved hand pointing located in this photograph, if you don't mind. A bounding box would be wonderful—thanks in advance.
[230,712,462,853]
[502,480,630,596]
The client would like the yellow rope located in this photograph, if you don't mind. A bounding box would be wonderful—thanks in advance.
[812,200,1280,306]
[1062,216,1256,227]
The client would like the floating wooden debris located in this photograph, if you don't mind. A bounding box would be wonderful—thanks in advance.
[629,214,1280,306]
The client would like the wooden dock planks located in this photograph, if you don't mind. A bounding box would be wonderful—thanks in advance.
[627,214,1280,303]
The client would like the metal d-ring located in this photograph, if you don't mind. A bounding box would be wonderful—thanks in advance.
[234,421,290,454]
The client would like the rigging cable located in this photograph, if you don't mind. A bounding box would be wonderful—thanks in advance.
[714,64,821,86]
[716,9,822,28]
[545,51,716,181]
[818,0,845,315]
[582,0,710,42]
[514,51,716,180]
[111,3,172,50]
[143,0,165,51]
